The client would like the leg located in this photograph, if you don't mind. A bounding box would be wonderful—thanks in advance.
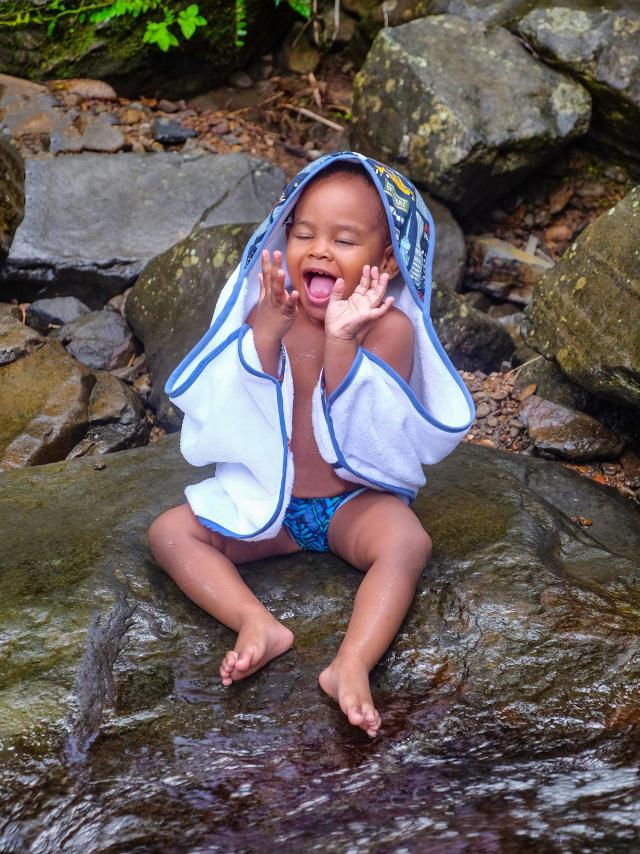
[320,492,432,737]
[148,504,301,685]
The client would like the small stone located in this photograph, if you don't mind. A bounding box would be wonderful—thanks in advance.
[94,461,106,470]
[152,119,197,146]
[51,310,135,371]
[228,70,254,89]
[544,224,573,242]
[26,297,91,334]
[123,108,144,124]
[157,99,185,113]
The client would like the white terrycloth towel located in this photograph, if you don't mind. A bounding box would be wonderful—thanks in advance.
[166,151,475,540]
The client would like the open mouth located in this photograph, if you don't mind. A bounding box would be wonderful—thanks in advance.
[303,270,337,305]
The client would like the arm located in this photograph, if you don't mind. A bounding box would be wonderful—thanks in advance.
[250,249,299,377]
[323,264,399,395]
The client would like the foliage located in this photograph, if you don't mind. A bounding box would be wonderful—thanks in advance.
[0,0,314,54]
[0,1,208,52]
[235,0,312,47]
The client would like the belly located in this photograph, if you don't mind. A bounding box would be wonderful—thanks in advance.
[290,393,351,498]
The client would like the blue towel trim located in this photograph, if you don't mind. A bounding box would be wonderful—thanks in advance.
[325,346,474,434]
[192,324,290,539]
[320,389,416,501]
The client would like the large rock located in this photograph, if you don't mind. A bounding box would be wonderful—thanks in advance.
[126,222,255,429]
[351,15,591,215]
[0,125,24,262]
[524,185,640,410]
[0,2,287,99]
[0,335,93,469]
[0,152,284,306]
[1,438,640,850]
[517,5,640,174]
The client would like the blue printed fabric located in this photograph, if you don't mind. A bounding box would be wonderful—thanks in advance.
[283,492,360,552]
[242,151,431,304]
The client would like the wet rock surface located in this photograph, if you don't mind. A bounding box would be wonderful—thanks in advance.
[520,394,625,461]
[0,152,284,305]
[351,15,592,214]
[524,185,640,410]
[1,438,639,850]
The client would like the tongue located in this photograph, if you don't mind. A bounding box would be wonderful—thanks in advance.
[308,274,335,299]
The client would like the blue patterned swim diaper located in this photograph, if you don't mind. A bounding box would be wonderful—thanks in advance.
[283,488,368,552]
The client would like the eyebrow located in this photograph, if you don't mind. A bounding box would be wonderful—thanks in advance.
[293,220,364,235]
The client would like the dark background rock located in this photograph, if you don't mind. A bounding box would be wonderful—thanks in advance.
[1,438,639,850]
[0,153,284,306]
[350,15,591,215]
[67,372,148,458]
[431,285,515,372]
[126,222,255,429]
[0,125,24,262]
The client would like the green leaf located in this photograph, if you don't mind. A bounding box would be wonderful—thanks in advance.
[286,0,311,18]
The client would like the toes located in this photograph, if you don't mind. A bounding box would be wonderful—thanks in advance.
[234,647,257,672]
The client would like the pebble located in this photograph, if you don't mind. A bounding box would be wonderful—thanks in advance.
[152,118,197,146]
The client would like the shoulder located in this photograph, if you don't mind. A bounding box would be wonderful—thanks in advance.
[364,307,414,348]
[362,307,414,381]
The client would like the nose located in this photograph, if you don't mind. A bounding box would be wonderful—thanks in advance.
[308,234,331,258]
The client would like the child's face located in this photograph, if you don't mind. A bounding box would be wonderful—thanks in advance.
[285,174,398,322]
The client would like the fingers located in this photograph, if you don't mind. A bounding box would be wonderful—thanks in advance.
[329,277,345,302]
[261,249,291,308]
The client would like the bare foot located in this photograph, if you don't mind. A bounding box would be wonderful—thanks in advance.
[219,614,294,686]
[318,658,381,738]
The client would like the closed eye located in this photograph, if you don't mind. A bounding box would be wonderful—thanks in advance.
[336,239,355,245]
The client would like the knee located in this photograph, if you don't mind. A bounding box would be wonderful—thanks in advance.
[147,506,184,557]
[388,526,432,578]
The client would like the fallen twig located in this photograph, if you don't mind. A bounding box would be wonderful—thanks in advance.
[282,103,344,132]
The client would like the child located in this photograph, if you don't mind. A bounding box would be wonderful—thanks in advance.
[149,152,474,738]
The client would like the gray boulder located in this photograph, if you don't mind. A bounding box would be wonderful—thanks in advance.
[350,15,591,214]
[1,437,639,850]
[0,152,284,305]
[427,191,467,290]
[51,309,135,371]
[517,5,640,174]
[524,185,640,410]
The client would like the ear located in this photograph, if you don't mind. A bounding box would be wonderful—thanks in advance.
[380,243,399,279]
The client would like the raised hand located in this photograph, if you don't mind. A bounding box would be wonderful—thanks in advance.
[324,264,394,342]
[253,249,299,343]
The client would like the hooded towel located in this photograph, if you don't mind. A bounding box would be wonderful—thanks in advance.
[165,151,475,540]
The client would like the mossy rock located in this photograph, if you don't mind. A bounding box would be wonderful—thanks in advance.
[350,15,591,215]
[0,127,24,262]
[524,185,640,411]
[517,5,640,175]
[125,222,257,429]
[0,1,289,98]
